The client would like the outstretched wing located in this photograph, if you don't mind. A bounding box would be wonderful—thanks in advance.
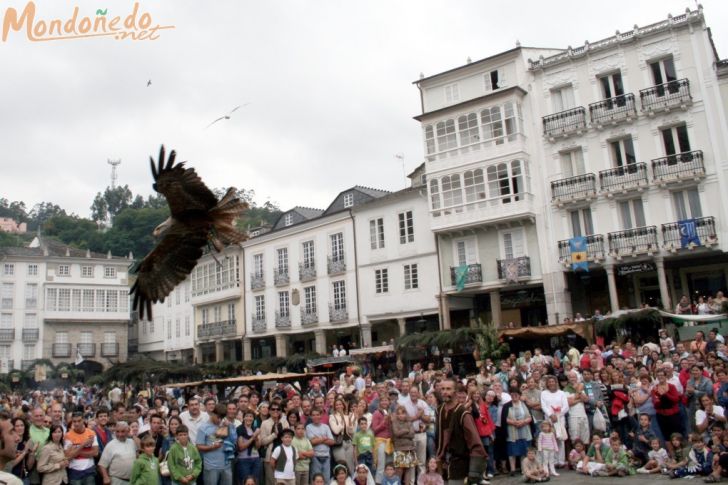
[151,145,218,218]
[205,117,226,129]
[130,222,207,320]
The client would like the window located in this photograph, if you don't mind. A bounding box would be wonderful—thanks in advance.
[284,213,293,226]
[304,286,317,313]
[570,208,595,237]
[343,193,354,208]
[104,331,115,344]
[79,331,92,344]
[176,289,180,305]
[185,282,190,302]
[102,266,115,278]
[24,284,37,309]
[253,254,264,277]
[72,289,81,312]
[0,314,11,328]
[57,265,69,277]
[0,345,10,361]
[175,318,180,338]
[23,313,36,328]
[255,295,265,320]
[330,233,344,262]
[201,308,209,325]
[150,318,155,334]
[213,305,222,323]
[424,126,435,155]
[82,290,94,312]
[649,56,677,90]
[458,113,479,145]
[463,169,486,204]
[3,264,13,276]
[54,331,68,344]
[404,264,419,290]
[551,85,575,112]
[672,189,702,220]
[27,264,37,276]
[185,316,190,336]
[58,289,70,311]
[560,148,586,178]
[610,138,636,167]
[441,174,463,210]
[454,239,477,266]
[278,291,290,317]
[480,103,518,144]
[45,288,55,311]
[167,295,172,307]
[23,344,35,361]
[302,241,315,269]
[501,229,525,259]
[487,160,527,203]
[599,72,625,100]
[167,320,172,338]
[103,291,117,313]
[484,69,506,91]
[375,269,389,294]
[370,218,385,250]
[227,303,235,321]
[444,83,459,104]
[661,125,691,158]
[429,179,441,214]
[398,211,414,244]
[435,120,457,152]
[618,199,647,229]
[332,280,346,310]
[81,266,93,278]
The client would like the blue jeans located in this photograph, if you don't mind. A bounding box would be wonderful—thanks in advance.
[357,452,373,471]
[426,430,436,460]
[203,467,233,485]
[70,472,97,485]
[236,458,261,485]
[481,437,495,475]
[311,456,331,483]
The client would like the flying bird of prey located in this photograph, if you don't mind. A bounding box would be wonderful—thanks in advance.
[205,103,250,129]
[147,79,152,87]
[129,146,248,320]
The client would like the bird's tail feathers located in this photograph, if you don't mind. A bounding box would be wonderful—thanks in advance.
[210,187,248,248]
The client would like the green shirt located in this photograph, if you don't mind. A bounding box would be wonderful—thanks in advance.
[167,442,202,483]
[29,425,49,457]
[131,453,160,485]
[353,430,375,455]
[291,437,312,472]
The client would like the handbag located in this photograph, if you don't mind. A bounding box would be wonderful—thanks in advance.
[593,408,607,432]
[159,451,170,477]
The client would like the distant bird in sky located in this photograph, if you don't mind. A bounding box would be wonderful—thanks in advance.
[146,79,152,87]
[129,146,248,320]
[205,103,250,129]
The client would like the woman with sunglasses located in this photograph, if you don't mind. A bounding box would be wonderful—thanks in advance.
[259,403,289,485]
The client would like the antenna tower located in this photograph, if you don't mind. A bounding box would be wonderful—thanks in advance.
[107,159,121,189]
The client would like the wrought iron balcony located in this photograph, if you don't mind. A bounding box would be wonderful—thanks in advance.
[21,328,38,342]
[77,343,96,357]
[327,256,346,275]
[299,263,316,282]
[497,256,532,281]
[273,267,289,286]
[652,150,705,184]
[250,272,265,291]
[640,78,692,113]
[607,226,659,257]
[542,107,587,138]
[329,304,348,323]
[301,309,318,326]
[25,299,37,309]
[197,320,237,339]
[449,263,483,287]
[551,173,597,203]
[52,343,71,358]
[558,234,606,264]
[251,315,267,333]
[275,311,291,329]
[21,360,34,371]
[662,216,718,251]
[101,342,119,357]
[0,329,14,342]
[589,93,637,126]
[599,163,648,193]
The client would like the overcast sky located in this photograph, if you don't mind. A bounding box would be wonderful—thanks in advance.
[2,0,727,217]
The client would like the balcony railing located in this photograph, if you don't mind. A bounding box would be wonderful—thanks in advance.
[25,299,37,309]
[273,267,289,286]
[0,329,14,342]
[599,163,648,193]
[251,315,267,333]
[77,343,96,357]
[275,312,291,329]
[197,320,237,339]
[250,272,265,291]
[52,343,71,358]
[589,93,637,126]
[551,173,597,203]
[497,256,532,281]
[302,310,318,326]
[542,107,587,138]
[662,216,718,251]
[558,234,606,264]
[21,360,34,371]
[21,328,38,342]
[607,226,659,256]
[449,263,483,286]
[652,150,705,184]
[329,305,348,323]
[101,342,119,357]
[327,257,346,275]
[299,263,316,282]
[640,78,692,112]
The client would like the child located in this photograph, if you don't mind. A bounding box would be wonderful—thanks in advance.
[596,437,631,477]
[353,417,375,471]
[636,437,668,474]
[670,433,712,479]
[568,440,585,471]
[131,436,160,485]
[631,413,656,467]
[382,462,401,485]
[167,425,202,485]
[522,448,550,483]
[665,433,689,475]
[291,424,313,485]
[580,433,608,476]
[271,429,297,485]
[536,421,558,477]
[417,458,444,485]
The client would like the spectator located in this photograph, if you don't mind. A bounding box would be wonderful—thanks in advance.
[167,425,201,485]
[98,421,137,485]
[64,412,99,485]
[36,425,68,485]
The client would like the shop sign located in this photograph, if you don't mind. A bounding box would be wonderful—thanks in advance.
[617,262,656,276]
[501,291,545,308]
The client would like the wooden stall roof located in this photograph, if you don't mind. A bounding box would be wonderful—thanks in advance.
[164,371,333,389]
[499,321,593,343]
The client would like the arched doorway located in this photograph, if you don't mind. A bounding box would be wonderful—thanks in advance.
[76,360,104,380]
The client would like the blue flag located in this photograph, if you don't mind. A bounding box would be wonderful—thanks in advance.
[569,236,589,272]
[678,219,700,248]
[455,264,469,291]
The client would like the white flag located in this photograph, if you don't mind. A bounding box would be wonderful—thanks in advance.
[75,348,84,366]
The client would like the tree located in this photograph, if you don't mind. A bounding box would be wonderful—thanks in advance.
[28,202,66,231]
[42,214,100,249]
[0,199,29,223]
[90,192,108,224]
[103,185,133,222]
[103,206,169,258]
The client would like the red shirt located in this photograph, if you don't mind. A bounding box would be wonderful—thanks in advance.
[651,384,681,416]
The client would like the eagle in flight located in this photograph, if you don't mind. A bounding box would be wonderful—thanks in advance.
[130,146,248,320]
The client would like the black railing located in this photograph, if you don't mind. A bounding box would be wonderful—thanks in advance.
[551,173,597,201]
[250,272,265,290]
[542,107,587,137]
[607,226,659,256]
[77,343,96,357]
[101,342,119,357]
[0,329,14,342]
[589,93,637,125]
[302,310,318,326]
[299,263,316,282]
[251,315,266,333]
[21,329,39,342]
[662,216,717,249]
[449,263,483,286]
[329,304,348,323]
[197,320,236,339]
[52,343,71,358]
[497,256,531,280]
[652,150,705,182]
[327,256,346,275]
[640,78,691,112]
[275,311,291,329]
[599,162,648,192]
[557,234,606,263]
[273,267,289,286]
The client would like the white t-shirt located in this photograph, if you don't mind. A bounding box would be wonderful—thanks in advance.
[397,396,429,432]
[179,411,209,444]
[696,405,725,428]
[271,444,296,479]
[0,470,23,485]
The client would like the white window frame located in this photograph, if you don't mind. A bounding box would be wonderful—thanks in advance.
[398,211,414,244]
[487,160,528,203]
[332,280,346,310]
[253,253,264,277]
[672,188,702,220]
[175,318,180,338]
[569,208,595,237]
[278,291,290,317]
[23,313,36,328]
[343,193,354,208]
[284,213,293,226]
[457,113,480,145]
[551,84,575,113]
[560,148,586,178]
[277,248,289,272]
[463,169,486,204]
[375,268,389,294]
[369,218,385,250]
[3,264,13,276]
[483,68,506,91]
[0,314,12,329]
[54,331,68,344]
[330,233,344,262]
[404,263,419,290]
[661,124,691,156]
[302,241,315,269]
[424,125,435,156]
[618,198,647,229]
[444,83,459,104]
[499,228,526,260]
[255,295,265,320]
[304,286,317,313]
[27,264,37,276]
[599,71,625,99]
[649,56,677,86]
[57,265,70,277]
[435,119,457,152]
[81,265,93,278]
[185,316,191,336]
[453,238,477,266]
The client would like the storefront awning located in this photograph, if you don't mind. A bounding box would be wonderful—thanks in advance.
[499,321,593,343]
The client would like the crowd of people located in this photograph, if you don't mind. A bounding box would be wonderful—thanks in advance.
[0,326,727,485]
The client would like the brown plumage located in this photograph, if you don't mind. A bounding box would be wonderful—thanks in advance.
[130,146,248,320]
